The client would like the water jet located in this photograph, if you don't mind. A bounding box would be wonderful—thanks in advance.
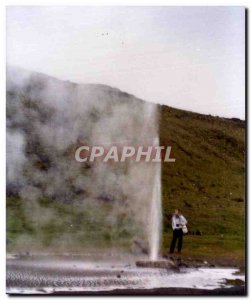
[148,137,162,261]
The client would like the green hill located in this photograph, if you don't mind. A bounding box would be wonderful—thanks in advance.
[160,105,245,261]
[6,68,245,263]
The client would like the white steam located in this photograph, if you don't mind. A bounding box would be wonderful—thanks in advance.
[7,66,161,256]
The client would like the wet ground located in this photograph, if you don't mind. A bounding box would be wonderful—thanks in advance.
[6,255,245,295]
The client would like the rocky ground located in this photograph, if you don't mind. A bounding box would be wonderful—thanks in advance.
[52,286,245,295]
[6,254,245,295]
[163,254,245,271]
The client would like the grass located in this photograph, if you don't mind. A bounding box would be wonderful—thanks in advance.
[162,233,244,261]
[159,105,245,262]
[6,196,136,252]
[6,89,245,262]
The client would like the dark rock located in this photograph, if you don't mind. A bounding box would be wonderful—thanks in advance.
[177,262,189,268]
[136,260,177,269]
[232,198,244,203]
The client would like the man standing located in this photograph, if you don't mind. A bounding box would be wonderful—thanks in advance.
[169,209,187,254]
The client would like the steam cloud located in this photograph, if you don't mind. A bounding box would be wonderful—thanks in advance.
[6,66,159,254]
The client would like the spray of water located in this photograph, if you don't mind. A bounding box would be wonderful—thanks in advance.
[149,137,162,261]
[7,66,162,254]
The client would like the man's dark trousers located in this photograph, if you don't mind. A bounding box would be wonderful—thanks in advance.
[170,228,183,253]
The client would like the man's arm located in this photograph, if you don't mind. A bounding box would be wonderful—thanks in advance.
[172,216,176,230]
[180,215,187,225]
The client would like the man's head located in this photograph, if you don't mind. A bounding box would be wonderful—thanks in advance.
[174,209,179,215]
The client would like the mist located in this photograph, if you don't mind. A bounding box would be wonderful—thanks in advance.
[7,66,160,254]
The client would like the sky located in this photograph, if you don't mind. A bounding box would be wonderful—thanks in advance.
[6,6,245,119]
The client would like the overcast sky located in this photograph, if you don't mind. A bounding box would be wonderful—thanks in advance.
[7,6,245,119]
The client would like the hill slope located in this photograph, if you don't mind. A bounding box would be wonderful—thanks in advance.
[6,67,245,260]
[160,105,245,260]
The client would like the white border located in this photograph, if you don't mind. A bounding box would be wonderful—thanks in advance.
[1,1,249,300]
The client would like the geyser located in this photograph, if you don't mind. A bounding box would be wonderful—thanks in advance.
[149,137,162,261]
[7,66,163,256]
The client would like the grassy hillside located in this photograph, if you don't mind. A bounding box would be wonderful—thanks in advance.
[159,105,245,261]
[6,69,245,261]
[7,104,245,259]
[7,196,134,253]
